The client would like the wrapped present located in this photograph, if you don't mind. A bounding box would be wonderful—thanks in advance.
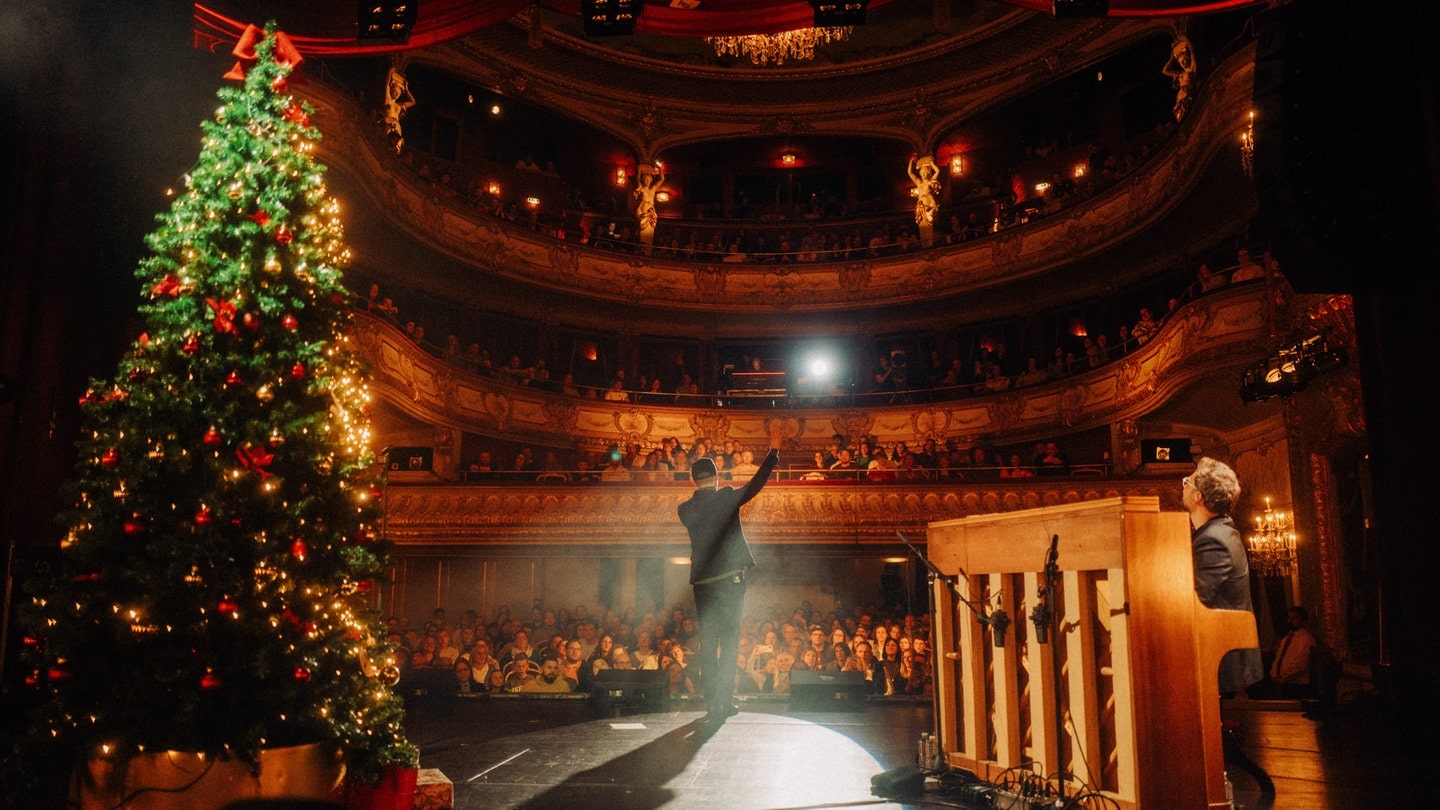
[414,768,453,810]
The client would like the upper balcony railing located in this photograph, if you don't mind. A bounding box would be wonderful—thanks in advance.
[306,46,1256,313]
[351,281,1273,472]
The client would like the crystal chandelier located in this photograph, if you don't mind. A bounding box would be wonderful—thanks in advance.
[706,26,853,66]
[1246,497,1296,577]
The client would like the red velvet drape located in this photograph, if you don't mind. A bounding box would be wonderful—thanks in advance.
[194,1,1270,59]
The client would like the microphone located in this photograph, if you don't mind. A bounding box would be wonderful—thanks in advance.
[1031,603,1050,645]
[989,609,1010,648]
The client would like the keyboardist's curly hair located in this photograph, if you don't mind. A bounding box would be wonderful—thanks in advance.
[1191,456,1241,515]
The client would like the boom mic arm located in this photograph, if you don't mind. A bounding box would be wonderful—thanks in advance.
[898,532,1012,648]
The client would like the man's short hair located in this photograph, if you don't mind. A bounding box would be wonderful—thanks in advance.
[538,649,561,664]
[1288,605,1309,622]
[1191,457,1241,515]
[691,457,717,482]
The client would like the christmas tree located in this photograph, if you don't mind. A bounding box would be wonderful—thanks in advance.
[13,23,412,791]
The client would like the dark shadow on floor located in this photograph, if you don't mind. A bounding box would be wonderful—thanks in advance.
[512,717,716,810]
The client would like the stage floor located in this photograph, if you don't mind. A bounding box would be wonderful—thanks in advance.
[402,692,1422,810]
[404,693,930,810]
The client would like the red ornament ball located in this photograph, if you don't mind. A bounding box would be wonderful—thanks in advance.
[290,539,308,561]
[289,362,305,380]
[217,597,238,617]
[203,427,223,447]
[357,579,373,595]
[281,314,299,330]
[200,671,222,691]
[100,448,119,468]
[242,312,261,331]
[194,508,213,528]
[182,335,200,355]
[123,520,144,536]
[225,370,243,387]
[275,226,292,245]
[47,667,72,682]
[293,666,312,682]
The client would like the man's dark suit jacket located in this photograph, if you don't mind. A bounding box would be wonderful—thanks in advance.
[678,449,780,584]
[1192,514,1264,695]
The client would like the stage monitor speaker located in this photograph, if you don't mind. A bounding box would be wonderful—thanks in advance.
[387,446,433,471]
[870,765,925,799]
[789,670,868,710]
[593,669,669,713]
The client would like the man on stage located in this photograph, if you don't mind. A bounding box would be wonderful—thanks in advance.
[680,426,782,722]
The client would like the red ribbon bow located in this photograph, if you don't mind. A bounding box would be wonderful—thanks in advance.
[151,274,182,297]
[283,103,311,128]
[223,25,304,83]
[236,443,275,479]
[205,298,238,336]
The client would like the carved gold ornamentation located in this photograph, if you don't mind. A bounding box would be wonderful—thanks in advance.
[694,265,726,297]
[831,412,874,444]
[615,409,654,442]
[989,395,1025,432]
[913,408,951,439]
[838,263,871,291]
[691,411,731,443]
[483,392,512,430]
[1059,384,1086,427]
[543,400,579,434]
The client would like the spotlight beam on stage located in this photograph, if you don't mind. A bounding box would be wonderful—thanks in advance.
[402,696,918,809]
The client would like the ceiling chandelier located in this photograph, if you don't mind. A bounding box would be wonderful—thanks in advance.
[706,26,853,66]
[1246,497,1297,577]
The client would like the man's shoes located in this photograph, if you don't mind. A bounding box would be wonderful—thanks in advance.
[706,702,740,721]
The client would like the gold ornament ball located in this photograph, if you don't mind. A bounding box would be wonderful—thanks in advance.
[380,666,401,687]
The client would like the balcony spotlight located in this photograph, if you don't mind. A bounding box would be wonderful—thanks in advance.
[1240,331,1347,404]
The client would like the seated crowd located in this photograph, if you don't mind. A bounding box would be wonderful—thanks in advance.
[382,102,1176,270]
[359,245,1275,409]
[458,434,1080,483]
[391,599,937,700]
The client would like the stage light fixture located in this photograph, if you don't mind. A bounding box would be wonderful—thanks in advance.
[1239,331,1347,403]
[357,1,418,43]
[583,0,641,37]
[811,1,868,26]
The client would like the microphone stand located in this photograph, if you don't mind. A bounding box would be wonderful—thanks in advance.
[897,532,1011,648]
[1030,533,1067,803]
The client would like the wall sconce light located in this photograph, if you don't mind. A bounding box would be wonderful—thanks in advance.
[780,150,797,166]
[615,167,628,187]
[490,103,502,116]
[1241,110,1256,177]
[655,190,671,203]
[525,196,540,208]
[1073,163,1087,178]
[1246,497,1296,577]
[1034,181,1051,193]
[949,155,964,175]
[486,181,501,196]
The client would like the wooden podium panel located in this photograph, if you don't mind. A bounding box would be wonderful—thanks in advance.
[926,496,1258,809]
